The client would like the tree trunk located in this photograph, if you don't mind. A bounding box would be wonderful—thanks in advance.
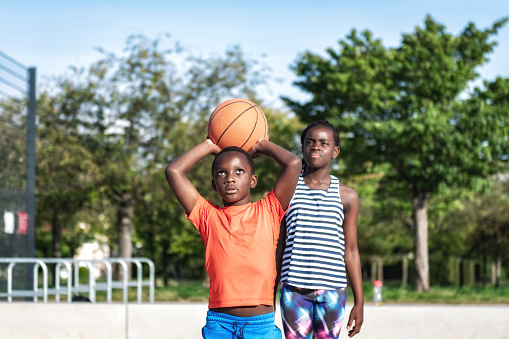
[370,260,377,284]
[412,192,430,292]
[402,254,408,287]
[147,227,156,287]
[377,258,384,282]
[495,256,501,288]
[117,192,134,280]
[491,261,497,286]
[495,230,502,288]
[52,209,62,258]
[162,239,170,286]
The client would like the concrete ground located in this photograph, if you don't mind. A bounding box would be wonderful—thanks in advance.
[1,302,508,338]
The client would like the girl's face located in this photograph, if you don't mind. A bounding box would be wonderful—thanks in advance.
[302,125,340,171]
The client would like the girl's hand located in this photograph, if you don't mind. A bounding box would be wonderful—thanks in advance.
[347,303,364,337]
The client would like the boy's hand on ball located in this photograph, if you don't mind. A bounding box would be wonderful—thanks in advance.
[247,137,268,158]
[205,138,221,155]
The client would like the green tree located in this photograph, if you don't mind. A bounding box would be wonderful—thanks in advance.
[35,86,100,258]
[35,34,272,279]
[355,171,414,283]
[443,179,509,286]
[284,16,509,291]
[84,35,270,279]
[426,187,478,285]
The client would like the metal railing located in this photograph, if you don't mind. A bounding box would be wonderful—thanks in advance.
[0,257,155,303]
[0,258,48,302]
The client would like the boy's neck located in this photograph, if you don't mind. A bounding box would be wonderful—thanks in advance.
[222,197,251,207]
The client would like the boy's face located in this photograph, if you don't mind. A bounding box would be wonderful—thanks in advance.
[211,151,258,206]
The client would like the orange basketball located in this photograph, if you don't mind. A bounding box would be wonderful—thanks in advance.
[208,98,268,151]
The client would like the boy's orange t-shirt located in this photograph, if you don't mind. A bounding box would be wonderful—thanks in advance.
[186,191,285,308]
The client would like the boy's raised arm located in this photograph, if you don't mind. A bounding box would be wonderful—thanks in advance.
[248,139,301,210]
[165,139,221,214]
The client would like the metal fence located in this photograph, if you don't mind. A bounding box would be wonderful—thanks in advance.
[0,257,155,303]
[0,51,36,293]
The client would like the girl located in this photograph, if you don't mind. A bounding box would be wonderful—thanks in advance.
[278,120,364,338]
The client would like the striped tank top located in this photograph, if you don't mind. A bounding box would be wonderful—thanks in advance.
[280,174,347,290]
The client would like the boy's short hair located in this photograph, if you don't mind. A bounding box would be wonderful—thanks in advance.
[212,146,255,175]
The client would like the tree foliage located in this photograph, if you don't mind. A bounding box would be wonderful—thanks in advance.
[35,85,101,257]
[35,34,277,281]
[284,15,509,291]
[30,20,509,288]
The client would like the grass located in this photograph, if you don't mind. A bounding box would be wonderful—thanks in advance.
[149,280,509,305]
[22,278,509,304]
[356,281,509,305]
[92,279,210,303]
[117,280,509,304]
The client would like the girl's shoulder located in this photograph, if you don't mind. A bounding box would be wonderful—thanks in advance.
[337,181,359,207]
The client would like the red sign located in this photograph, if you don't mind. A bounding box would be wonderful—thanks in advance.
[17,211,28,235]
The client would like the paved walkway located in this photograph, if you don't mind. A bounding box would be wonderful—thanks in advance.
[1,302,508,338]
[162,303,509,339]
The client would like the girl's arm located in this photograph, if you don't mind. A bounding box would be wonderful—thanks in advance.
[274,217,287,308]
[165,139,221,214]
[248,139,301,210]
[341,184,364,338]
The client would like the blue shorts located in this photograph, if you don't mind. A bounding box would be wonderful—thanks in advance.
[202,311,282,339]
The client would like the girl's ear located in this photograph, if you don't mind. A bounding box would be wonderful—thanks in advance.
[332,146,340,159]
[250,174,258,189]
[211,179,217,192]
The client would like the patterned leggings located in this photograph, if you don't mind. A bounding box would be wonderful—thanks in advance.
[280,282,346,339]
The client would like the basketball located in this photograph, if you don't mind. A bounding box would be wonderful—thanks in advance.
[208,98,268,151]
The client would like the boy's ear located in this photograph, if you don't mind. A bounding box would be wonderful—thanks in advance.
[211,179,217,192]
[250,174,258,189]
[332,146,340,159]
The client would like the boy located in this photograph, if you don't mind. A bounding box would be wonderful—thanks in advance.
[165,137,301,338]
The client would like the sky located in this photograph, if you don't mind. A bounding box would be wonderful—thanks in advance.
[1,0,509,108]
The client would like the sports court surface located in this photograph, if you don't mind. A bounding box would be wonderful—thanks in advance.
[1,302,508,338]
